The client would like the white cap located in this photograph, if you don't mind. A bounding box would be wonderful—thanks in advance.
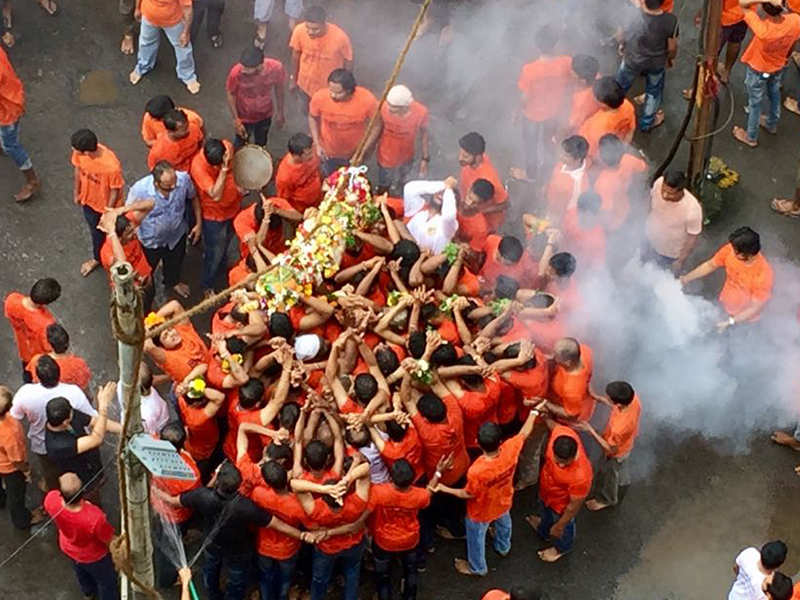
[294,334,321,361]
[387,85,413,107]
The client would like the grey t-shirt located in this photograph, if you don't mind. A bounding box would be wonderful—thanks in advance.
[624,12,678,71]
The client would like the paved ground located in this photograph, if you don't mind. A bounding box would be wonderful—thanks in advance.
[2,1,800,599]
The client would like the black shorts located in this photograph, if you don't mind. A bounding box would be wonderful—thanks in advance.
[721,21,748,45]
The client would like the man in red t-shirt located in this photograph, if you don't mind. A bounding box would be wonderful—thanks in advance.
[275,132,322,214]
[44,472,118,600]
[4,278,60,382]
[226,47,286,148]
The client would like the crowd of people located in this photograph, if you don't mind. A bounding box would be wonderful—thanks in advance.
[1,0,800,600]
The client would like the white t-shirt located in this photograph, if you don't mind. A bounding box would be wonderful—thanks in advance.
[10,382,97,455]
[645,177,703,259]
[728,547,767,600]
[117,385,170,436]
[404,180,458,254]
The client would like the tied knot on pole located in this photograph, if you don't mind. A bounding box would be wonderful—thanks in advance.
[110,535,162,600]
[109,262,145,347]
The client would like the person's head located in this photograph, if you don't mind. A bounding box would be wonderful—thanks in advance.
[305,440,330,471]
[465,178,494,211]
[385,419,407,443]
[225,337,247,357]
[261,460,289,491]
[36,355,61,388]
[0,386,12,417]
[278,402,300,430]
[203,138,226,166]
[46,323,70,354]
[761,540,788,570]
[328,69,356,102]
[729,226,761,260]
[354,373,378,404]
[495,275,519,300]
[548,252,577,279]
[390,458,415,488]
[477,422,503,453]
[431,343,458,367]
[269,312,295,340]
[552,434,579,466]
[386,84,413,115]
[287,133,315,162]
[239,378,265,409]
[70,128,98,153]
[504,342,537,370]
[46,396,72,428]
[59,472,84,505]
[266,442,293,469]
[456,355,483,388]
[763,2,785,17]
[598,134,624,167]
[661,170,687,202]
[375,346,400,377]
[553,337,581,368]
[418,392,446,423]
[294,334,328,362]
[345,426,370,449]
[303,6,327,36]
[644,0,665,9]
[606,381,636,406]
[390,239,421,284]
[215,462,243,498]
[152,161,177,196]
[160,421,187,451]
[576,190,602,229]
[145,95,175,120]
[30,278,61,306]
[163,109,189,137]
[571,54,599,86]
[560,135,589,168]
[593,76,625,109]
[114,214,137,243]
[764,572,793,600]
[408,330,427,359]
[458,132,486,167]
[535,25,558,54]
[498,235,524,265]
[239,46,264,74]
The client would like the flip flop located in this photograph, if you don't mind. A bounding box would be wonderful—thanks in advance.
[770,197,800,218]
[37,0,59,16]
[732,126,757,148]
[80,259,100,277]
[784,97,800,116]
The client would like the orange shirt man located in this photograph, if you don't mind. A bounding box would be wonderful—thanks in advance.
[741,4,800,75]
[458,132,509,232]
[377,85,430,185]
[98,214,153,286]
[141,95,204,148]
[26,323,91,391]
[578,77,636,158]
[275,132,322,214]
[149,424,201,524]
[544,135,589,224]
[549,338,595,422]
[594,134,647,231]
[147,109,204,172]
[190,138,241,224]
[4,278,60,374]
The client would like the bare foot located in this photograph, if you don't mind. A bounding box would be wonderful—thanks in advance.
[37,0,59,16]
[795,464,800,476]
[173,283,190,298]
[525,514,541,530]
[784,97,800,116]
[14,180,39,202]
[633,92,645,105]
[771,431,800,449]
[509,167,530,181]
[185,79,201,94]
[538,547,565,562]
[453,558,483,576]
[435,525,464,540]
[120,32,134,55]
[129,70,142,85]
[29,506,46,525]
[759,115,777,135]
[80,259,100,277]
[732,126,757,147]
[585,498,611,511]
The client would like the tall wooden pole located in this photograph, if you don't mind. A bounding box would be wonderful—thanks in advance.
[688,0,723,189]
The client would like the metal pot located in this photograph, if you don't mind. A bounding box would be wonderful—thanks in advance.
[233,144,274,190]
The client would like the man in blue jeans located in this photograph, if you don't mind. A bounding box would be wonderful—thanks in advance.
[615,0,678,131]
[732,0,800,148]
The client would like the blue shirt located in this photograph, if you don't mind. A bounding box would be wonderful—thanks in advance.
[126,172,195,250]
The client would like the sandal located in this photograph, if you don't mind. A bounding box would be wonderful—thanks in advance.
[120,31,135,55]
[641,109,665,132]
[732,125,757,147]
[210,34,223,49]
[37,0,59,16]
[770,198,800,218]
[759,115,777,135]
[784,97,800,116]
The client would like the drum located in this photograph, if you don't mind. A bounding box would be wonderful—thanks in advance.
[233,144,273,190]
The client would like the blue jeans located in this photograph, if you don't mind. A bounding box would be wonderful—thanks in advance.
[373,543,419,600]
[0,120,32,170]
[464,511,511,575]
[377,161,414,196]
[202,544,251,600]
[311,539,365,600]
[615,61,665,131]
[71,553,120,600]
[536,501,576,554]
[745,65,781,142]
[135,18,197,83]
[83,205,106,262]
[257,553,299,600]
[201,218,235,290]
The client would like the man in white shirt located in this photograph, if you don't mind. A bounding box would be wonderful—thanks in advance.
[402,177,459,254]
[116,362,170,435]
[728,540,787,600]
[10,355,97,490]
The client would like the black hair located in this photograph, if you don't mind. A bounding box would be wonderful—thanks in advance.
[46,397,71,427]
[203,138,226,166]
[577,190,602,215]
[767,573,793,600]
[390,239,421,284]
[598,134,624,167]
[390,459,415,488]
[593,76,625,109]
[346,426,370,448]
[562,135,589,162]
[163,109,188,132]
[644,0,665,8]
[763,2,784,16]
[456,355,482,388]
[269,312,295,339]
[71,128,98,152]
[477,422,503,453]
[216,462,243,497]
[420,303,438,325]
[328,68,356,93]
[729,226,760,257]
[279,403,300,429]
[571,54,599,85]
[418,393,446,423]
[471,178,495,202]
[498,236,523,263]
[385,419,407,442]
[145,95,175,119]
[408,331,427,359]
[761,540,788,570]
[504,343,537,370]
[115,214,132,237]
[663,170,687,190]
[152,160,175,183]
[266,442,293,467]
[36,355,61,388]
[30,278,61,305]
[459,131,486,156]
[160,422,187,451]
[495,275,519,300]
[305,440,330,470]
[535,25,558,53]
[288,132,313,155]
[431,343,458,367]
[225,337,247,356]
[376,346,400,376]
[354,373,378,403]
[549,252,577,277]
[239,378,265,409]
[260,460,289,491]
[303,5,326,23]
[46,323,70,354]
[240,46,264,68]
[553,435,578,460]
[606,381,635,406]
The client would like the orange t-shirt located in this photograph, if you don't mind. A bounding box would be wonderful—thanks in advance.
[503,349,549,419]
[567,86,601,133]
[379,427,424,481]
[791,581,800,600]
[563,207,606,267]
[377,101,429,168]
[309,86,378,159]
[517,55,573,122]
[100,235,153,282]
[251,485,308,560]
[141,0,192,28]
[222,400,264,462]
[0,415,27,474]
[578,101,636,157]
[465,433,525,522]
[275,153,322,214]
[150,449,201,523]
[741,10,800,74]
[71,145,124,212]
[190,141,242,222]
[603,395,641,458]
[147,121,204,172]
[141,107,204,147]
[178,396,220,461]
[309,493,367,555]
[550,343,594,421]
[721,0,744,26]
[480,234,534,289]
[452,377,501,450]
[27,354,91,390]
[459,154,509,232]
[482,591,510,600]
[156,322,210,384]
[368,483,431,552]
[411,394,469,485]
[228,259,251,287]
[539,425,593,514]
[4,292,55,363]
[232,199,292,258]
[289,23,354,96]
[457,211,490,252]
[711,243,774,319]
[595,153,647,230]
[0,47,24,126]
[545,162,589,224]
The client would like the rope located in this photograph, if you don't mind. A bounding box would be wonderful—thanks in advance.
[110,535,162,600]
